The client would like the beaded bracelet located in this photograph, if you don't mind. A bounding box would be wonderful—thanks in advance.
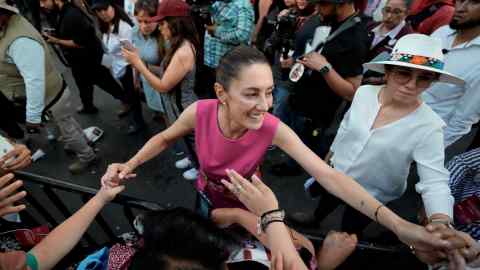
[256,209,285,235]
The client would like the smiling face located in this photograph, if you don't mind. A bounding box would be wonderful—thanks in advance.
[216,63,274,131]
[384,66,438,104]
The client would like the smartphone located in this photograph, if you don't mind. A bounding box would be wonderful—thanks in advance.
[0,136,14,160]
[119,38,134,51]
[42,27,56,36]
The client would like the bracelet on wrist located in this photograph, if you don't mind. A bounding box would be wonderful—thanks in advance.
[257,209,285,234]
[374,205,384,223]
[429,218,454,228]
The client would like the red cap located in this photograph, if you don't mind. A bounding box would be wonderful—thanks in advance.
[150,0,191,22]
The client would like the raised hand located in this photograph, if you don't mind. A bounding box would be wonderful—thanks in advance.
[395,220,466,264]
[221,169,278,216]
[0,144,31,171]
[0,173,27,216]
[101,163,136,188]
[95,183,126,204]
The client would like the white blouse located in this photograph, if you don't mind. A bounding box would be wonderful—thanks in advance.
[330,85,453,218]
[102,20,132,79]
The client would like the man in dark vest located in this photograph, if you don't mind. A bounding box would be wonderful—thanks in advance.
[0,0,97,174]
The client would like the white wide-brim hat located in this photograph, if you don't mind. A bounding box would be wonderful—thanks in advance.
[363,34,465,86]
[0,0,19,14]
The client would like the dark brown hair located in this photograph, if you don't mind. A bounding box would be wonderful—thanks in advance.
[134,0,165,60]
[162,16,201,68]
[216,45,270,90]
[96,3,133,34]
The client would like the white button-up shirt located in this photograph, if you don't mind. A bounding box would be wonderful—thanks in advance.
[422,26,480,147]
[331,85,454,218]
[370,20,406,48]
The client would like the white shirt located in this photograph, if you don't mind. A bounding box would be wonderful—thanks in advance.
[6,38,45,124]
[331,85,453,218]
[422,26,480,147]
[102,20,132,79]
[370,20,406,48]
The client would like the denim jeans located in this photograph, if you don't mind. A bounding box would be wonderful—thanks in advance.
[272,84,291,125]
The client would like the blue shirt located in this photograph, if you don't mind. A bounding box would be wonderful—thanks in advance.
[131,26,164,112]
[203,0,254,68]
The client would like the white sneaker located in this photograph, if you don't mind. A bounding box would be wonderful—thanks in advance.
[183,168,198,181]
[175,157,192,169]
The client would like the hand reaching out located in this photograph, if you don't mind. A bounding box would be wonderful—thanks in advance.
[101,163,136,188]
[221,169,278,216]
[95,183,126,204]
[0,144,31,171]
[0,173,27,216]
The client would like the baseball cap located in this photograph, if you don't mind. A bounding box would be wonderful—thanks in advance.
[150,0,191,22]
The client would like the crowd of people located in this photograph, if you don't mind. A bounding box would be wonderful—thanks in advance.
[1,0,480,267]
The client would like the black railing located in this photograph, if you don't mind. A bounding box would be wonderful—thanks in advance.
[15,171,408,256]
[15,171,162,248]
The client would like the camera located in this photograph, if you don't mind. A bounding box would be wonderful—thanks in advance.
[263,9,298,60]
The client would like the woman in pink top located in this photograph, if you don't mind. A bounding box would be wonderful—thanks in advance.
[101,46,459,253]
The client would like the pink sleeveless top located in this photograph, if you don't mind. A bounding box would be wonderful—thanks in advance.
[195,99,280,209]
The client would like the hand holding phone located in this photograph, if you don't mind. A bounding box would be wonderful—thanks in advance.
[119,39,134,51]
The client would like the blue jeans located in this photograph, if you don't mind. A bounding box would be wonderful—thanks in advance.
[273,84,290,125]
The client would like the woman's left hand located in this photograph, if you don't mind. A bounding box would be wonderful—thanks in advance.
[121,47,142,67]
[221,169,278,217]
[395,220,464,257]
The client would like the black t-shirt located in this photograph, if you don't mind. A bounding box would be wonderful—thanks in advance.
[57,3,103,65]
[292,15,322,59]
[289,14,370,127]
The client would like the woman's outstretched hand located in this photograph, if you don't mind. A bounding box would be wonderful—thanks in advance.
[394,219,468,265]
[101,162,136,188]
[221,169,278,216]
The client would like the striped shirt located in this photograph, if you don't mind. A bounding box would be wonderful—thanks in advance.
[203,0,254,68]
[448,147,480,240]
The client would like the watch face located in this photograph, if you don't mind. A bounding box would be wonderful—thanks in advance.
[289,63,305,82]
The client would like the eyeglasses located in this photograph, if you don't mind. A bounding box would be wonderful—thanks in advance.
[390,68,438,88]
[382,7,406,16]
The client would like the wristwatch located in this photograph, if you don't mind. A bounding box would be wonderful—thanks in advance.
[318,63,332,75]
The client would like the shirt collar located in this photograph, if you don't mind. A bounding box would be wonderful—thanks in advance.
[445,26,480,48]
[372,20,406,40]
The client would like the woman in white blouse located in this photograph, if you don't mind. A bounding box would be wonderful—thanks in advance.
[307,34,465,237]
[92,0,146,134]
